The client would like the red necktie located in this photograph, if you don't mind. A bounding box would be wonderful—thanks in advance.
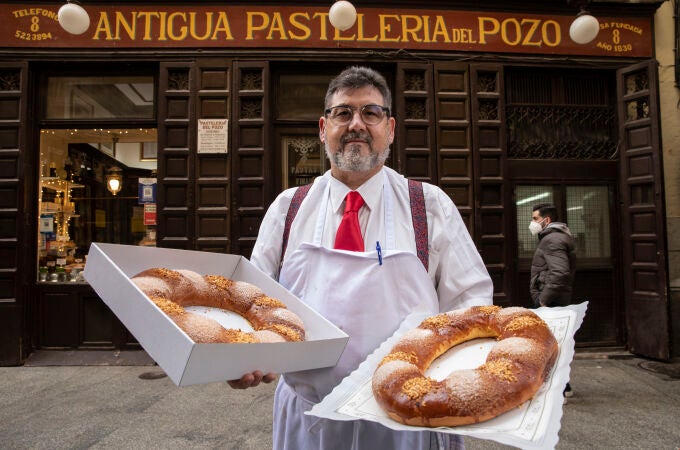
[334,191,365,251]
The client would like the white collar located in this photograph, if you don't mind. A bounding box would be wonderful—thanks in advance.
[327,168,384,214]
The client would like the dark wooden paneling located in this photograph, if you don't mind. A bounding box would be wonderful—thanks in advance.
[37,285,136,349]
[231,61,269,257]
[41,291,79,347]
[395,63,435,182]
[471,64,508,306]
[195,59,231,253]
[158,62,194,250]
[435,63,472,229]
[0,63,26,365]
[617,60,670,360]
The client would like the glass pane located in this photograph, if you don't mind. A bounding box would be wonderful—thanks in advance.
[38,128,157,283]
[282,134,326,188]
[515,185,555,258]
[567,186,611,259]
[277,74,333,120]
[46,76,154,119]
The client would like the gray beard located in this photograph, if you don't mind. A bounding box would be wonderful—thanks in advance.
[326,142,390,172]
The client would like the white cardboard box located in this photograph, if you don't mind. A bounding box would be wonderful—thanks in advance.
[83,243,349,386]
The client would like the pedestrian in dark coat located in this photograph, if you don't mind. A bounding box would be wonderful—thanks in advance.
[529,203,576,307]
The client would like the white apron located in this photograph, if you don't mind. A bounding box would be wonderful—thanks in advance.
[274,175,462,450]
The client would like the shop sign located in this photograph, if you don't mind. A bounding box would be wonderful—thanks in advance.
[0,4,653,57]
[197,119,228,154]
[138,177,157,204]
[143,203,156,226]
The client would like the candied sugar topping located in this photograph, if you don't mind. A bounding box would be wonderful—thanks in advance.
[254,296,285,308]
[481,359,518,382]
[149,267,181,280]
[380,351,418,367]
[505,316,546,333]
[223,329,257,343]
[205,275,233,291]
[150,296,185,315]
[267,324,302,342]
[402,377,433,400]
[478,305,501,315]
[420,314,451,330]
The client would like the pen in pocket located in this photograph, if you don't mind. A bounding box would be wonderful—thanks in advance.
[376,241,382,265]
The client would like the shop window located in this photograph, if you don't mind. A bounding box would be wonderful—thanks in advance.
[515,184,611,261]
[46,76,154,119]
[38,128,157,283]
[566,186,611,259]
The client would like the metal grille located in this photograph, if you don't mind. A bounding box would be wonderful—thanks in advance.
[507,105,617,159]
[506,68,617,160]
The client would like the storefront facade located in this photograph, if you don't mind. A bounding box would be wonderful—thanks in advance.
[0,0,671,365]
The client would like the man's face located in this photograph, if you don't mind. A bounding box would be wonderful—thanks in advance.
[532,211,549,228]
[319,86,395,173]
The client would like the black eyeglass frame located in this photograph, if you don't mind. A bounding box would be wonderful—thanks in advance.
[323,104,391,125]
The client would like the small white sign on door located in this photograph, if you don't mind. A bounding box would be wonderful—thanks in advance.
[197,119,228,154]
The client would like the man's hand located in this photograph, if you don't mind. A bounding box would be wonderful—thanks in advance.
[227,371,277,389]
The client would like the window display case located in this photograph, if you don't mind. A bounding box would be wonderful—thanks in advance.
[37,129,158,284]
[38,174,85,282]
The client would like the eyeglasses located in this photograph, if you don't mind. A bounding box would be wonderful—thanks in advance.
[324,104,390,126]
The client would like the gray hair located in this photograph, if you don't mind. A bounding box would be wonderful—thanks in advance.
[324,66,392,111]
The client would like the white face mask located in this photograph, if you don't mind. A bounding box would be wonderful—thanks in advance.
[529,218,545,236]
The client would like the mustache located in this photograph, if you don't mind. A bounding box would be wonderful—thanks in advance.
[340,132,372,146]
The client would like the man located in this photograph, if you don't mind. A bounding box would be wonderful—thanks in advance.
[529,202,576,399]
[231,66,493,449]
[529,203,576,308]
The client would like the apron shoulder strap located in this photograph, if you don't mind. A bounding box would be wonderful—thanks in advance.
[282,183,313,261]
[408,179,429,271]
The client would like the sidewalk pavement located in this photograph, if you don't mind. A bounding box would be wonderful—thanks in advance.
[0,351,678,449]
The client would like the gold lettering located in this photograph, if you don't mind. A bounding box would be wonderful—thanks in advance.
[520,18,541,47]
[289,12,311,40]
[114,11,135,41]
[379,14,401,42]
[422,16,431,43]
[93,12,113,40]
[246,12,269,40]
[431,16,450,43]
[501,18,520,45]
[312,12,330,40]
[188,12,212,40]
[136,12,159,41]
[478,17,499,44]
[266,12,287,40]
[212,12,233,40]
[168,12,187,41]
[356,13,378,41]
[158,12,167,41]
[542,20,560,47]
[401,15,423,43]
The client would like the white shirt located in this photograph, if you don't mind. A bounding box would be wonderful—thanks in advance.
[251,166,492,312]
